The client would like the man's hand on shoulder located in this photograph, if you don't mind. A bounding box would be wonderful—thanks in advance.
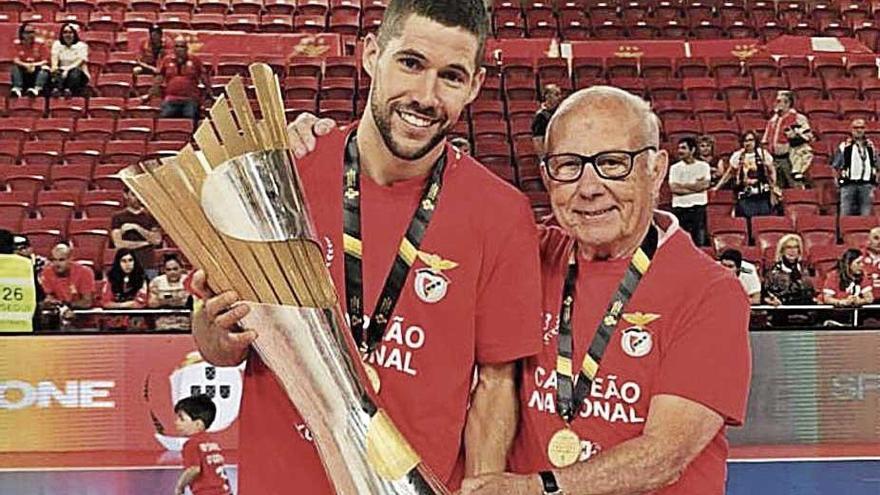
[286,112,337,159]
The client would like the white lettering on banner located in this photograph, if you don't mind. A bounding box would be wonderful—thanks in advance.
[527,367,645,423]
[0,380,115,410]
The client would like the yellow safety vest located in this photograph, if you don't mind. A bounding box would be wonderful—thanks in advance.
[0,254,37,333]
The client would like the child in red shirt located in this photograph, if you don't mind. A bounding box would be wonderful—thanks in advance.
[174,395,233,495]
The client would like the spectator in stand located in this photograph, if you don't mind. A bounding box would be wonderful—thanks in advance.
[450,136,471,155]
[821,248,873,307]
[764,234,815,306]
[697,135,723,186]
[102,248,148,331]
[14,235,47,276]
[133,25,170,76]
[719,248,762,304]
[531,83,563,157]
[39,243,95,309]
[11,22,50,98]
[49,23,90,97]
[145,37,214,125]
[716,130,778,218]
[862,227,880,291]
[111,188,163,278]
[668,136,710,246]
[762,90,813,189]
[148,254,191,331]
[832,118,878,217]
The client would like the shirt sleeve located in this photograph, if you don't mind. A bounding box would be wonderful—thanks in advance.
[50,41,60,66]
[78,266,96,300]
[655,272,752,426]
[474,194,543,364]
[75,42,88,62]
[667,164,679,184]
[821,272,837,299]
[182,438,200,469]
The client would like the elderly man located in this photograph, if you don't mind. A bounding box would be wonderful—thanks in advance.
[191,1,542,493]
[832,118,878,216]
[457,87,752,495]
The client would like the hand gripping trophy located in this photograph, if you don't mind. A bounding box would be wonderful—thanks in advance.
[121,63,448,495]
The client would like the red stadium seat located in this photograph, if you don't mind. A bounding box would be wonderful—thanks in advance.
[788,75,824,101]
[839,100,874,122]
[693,99,728,119]
[157,11,192,29]
[809,244,846,278]
[51,165,93,193]
[103,141,145,165]
[796,214,836,252]
[752,216,796,252]
[21,141,62,165]
[33,118,75,142]
[709,216,748,252]
[130,0,163,12]
[782,188,821,222]
[8,98,42,119]
[653,100,693,121]
[682,77,717,100]
[840,216,878,248]
[320,77,356,100]
[36,189,79,219]
[813,56,847,81]
[154,120,193,141]
[825,78,859,101]
[646,79,682,101]
[747,57,779,79]
[606,58,639,79]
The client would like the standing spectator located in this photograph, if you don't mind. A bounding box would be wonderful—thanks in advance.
[668,137,710,246]
[10,22,50,98]
[697,135,724,185]
[717,130,778,218]
[762,90,813,189]
[49,23,90,97]
[832,118,878,216]
[111,188,163,277]
[821,248,873,307]
[450,136,471,155]
[39,243,95,309]
[531,83,563,157]
[102,248,148,330]
[148,254,190,330]
[719,248,762,304]
[146,37,213,125]
[764,234,815,306]
[133,25,170,76]
[14,235,47,276]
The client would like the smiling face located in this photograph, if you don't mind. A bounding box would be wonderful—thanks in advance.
[544,88,667,259]
[61,25,76,45]
[362,14,484,161]
[781,239,801,263]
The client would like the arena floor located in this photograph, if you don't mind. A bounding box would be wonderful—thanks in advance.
[1,445,878,494]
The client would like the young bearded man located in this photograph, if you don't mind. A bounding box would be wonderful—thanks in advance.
[191,1,543,493]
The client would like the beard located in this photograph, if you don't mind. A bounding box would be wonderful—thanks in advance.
[369,80,450,161]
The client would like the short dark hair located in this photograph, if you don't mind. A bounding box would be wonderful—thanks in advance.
[18,22,35,40]
[719,248,743,269]
[377,0,490,66]
[174,395,217,430]
[0,230,14,254]
[148,24,163,37]
[678,137,698,152]
[58,23,80,46]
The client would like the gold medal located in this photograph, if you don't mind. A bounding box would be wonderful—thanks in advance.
[363,363,381,394]
[547,427,581,468]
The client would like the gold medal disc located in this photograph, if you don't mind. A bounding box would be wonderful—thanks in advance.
[547,428,581,468]
[363,363,381,394]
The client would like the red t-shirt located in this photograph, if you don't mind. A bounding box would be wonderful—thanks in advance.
[182,431,232,495]
[821,270,872,302]
[15,39,49,63]
[508,213,752,495]
[159,55,204,102]
[39,262,95,305]
[860,250,880,290]
[237,126,543,494]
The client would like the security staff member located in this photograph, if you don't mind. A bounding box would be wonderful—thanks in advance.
[0,229,39,332]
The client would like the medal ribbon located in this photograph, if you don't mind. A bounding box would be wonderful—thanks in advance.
[342,131,447,353]
[555,225,659,423]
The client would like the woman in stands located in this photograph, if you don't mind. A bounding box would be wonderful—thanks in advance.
[49,23,90,97]
[821,248,873,307]
[764,234,816,306]
[103,248,148,330]
[697,135,723,186]
[716,130,779,218]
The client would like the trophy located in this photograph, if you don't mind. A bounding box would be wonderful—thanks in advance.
[121,63,448,495]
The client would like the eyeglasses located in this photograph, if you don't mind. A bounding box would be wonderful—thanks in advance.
[543,146,657,182]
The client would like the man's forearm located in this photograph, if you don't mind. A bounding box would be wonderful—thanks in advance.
[555,432,686,495]
[464,362,518,477]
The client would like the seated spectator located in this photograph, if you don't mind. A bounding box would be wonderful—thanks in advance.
[697,134,723,186]
[668,136,710,246]
[11,22,49,98]
[531,83,563,157]
[134,25,170,76]
[14,235,47,276]
[764,234,815,306]
[716,130,778,218]
[862,227,880,291]
[39,243,95,309]
[145,38,213,125]
[148,254,190,330]
[49,23,90,97]
[821,248,873,307]
[102,248,148,331]
[112,188,163,278]
[831,118,877,217]
[718,248,762,304]
[450,136,471,155]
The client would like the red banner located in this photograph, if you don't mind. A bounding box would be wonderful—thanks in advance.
[763,35,873,56]
[689,39,765,59]
[0,334,242,462]
[568,40,686,59]
[485,38,561,61]
[126,28,342,61]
